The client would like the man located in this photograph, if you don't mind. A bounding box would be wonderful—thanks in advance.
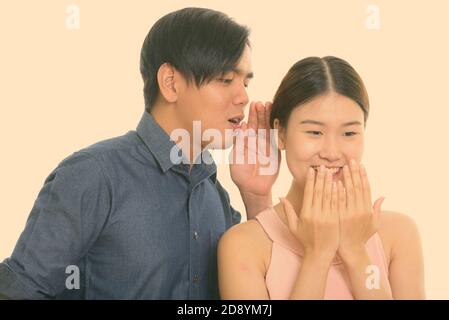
[0,7,279,299]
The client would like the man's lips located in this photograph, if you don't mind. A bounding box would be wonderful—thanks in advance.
[228,116,243,128]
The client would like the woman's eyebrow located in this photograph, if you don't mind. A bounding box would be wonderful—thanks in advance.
[299,120,362,127]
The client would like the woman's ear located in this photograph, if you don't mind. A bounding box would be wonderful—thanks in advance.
[273,118,286,150]
[156,63,178,103]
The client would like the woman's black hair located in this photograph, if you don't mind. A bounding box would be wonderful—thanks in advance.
[270,56,369,128]
[140,7,250,112]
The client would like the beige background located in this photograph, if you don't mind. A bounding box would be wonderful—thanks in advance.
[1,0,448,298]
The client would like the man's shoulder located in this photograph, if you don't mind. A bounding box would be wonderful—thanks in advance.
[62,131,146,165]
[53,130,152,178]
[81,130,140,156]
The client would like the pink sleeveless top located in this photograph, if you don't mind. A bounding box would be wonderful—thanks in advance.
[255,207,392,299]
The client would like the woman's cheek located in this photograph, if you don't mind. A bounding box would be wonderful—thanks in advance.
[342,139,364,161]
[284,139,316,181]
[298,140,319,158]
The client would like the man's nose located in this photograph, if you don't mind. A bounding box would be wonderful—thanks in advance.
[233,83,249,107]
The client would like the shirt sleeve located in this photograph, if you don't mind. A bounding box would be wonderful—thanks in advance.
[0,151,112,299]
[214,180,241,228]
[229,205,242,226]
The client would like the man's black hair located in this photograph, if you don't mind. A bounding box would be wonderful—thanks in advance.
[140,7,250,112]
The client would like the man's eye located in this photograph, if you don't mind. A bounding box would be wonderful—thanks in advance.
[344,132,357,137]
[306,131,322,136]
[218,78,233,84]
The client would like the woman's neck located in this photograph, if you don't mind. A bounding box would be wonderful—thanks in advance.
[285,180,306,217]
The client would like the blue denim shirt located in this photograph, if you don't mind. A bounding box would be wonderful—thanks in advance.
[0,111,241,299]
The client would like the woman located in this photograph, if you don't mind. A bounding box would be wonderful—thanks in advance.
[218,56,425,299]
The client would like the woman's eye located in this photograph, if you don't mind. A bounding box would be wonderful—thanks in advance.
[344,132,357,137]
[306,131,322,136]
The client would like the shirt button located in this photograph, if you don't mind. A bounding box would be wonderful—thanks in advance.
[193,231,199,240]
[193,275,200,284]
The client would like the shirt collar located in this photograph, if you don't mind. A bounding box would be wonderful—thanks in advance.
[136,111,217,182]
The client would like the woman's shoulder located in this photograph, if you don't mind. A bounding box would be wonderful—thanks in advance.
[379,210,419,235]
[378,210,421,260]
[218,218,273,271]
[220,218,272,250]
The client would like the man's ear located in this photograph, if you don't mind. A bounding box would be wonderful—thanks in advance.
[273,118,286,150]
[157,63,178,103]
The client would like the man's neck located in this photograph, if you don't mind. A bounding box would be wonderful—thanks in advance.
[149,102,203,168]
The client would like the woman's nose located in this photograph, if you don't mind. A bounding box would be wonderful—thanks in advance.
[319,138,341,161]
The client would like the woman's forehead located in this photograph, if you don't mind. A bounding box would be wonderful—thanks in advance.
[292,94,364,122]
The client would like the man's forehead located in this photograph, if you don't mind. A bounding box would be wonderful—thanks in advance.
[230,45,253,78]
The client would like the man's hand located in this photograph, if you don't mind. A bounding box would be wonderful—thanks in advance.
[230,101,281,219]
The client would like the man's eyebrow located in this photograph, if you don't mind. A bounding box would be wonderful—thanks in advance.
[232,68,254,79]
[299,120,362,127]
